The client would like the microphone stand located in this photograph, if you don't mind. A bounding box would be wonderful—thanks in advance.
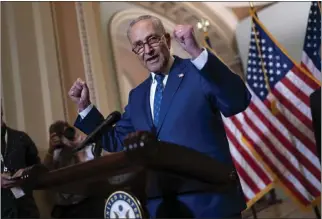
[74,126,113,155]
[92,137,103,158]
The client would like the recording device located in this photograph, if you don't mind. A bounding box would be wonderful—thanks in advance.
[54,127,76,149]
[73,111,122,153]
[63,127,76,141]
[49,122,77,149]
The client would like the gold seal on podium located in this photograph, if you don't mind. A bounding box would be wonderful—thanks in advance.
[104,191,144,219]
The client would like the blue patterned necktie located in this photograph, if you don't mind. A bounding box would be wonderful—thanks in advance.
[153,74,165,126]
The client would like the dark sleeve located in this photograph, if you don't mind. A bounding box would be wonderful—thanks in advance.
[74,91,136,152]
[24,133,41,166]
[200,49,252,117]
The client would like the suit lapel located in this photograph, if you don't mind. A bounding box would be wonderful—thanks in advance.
[157,57,187,134]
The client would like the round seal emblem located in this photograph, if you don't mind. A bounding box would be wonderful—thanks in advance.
[104,191,144,219]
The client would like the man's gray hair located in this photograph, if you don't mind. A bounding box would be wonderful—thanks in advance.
[127,15,166,42]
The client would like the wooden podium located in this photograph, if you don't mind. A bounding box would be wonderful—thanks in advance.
[20,133,238,218]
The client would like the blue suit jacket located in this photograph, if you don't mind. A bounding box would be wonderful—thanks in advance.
[75,50,251,218]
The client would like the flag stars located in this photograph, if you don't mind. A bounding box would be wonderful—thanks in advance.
[283,64,287,68]
[277,70,281,75]
[268,54,273,59]
[268,47,273,52]
[276,63,281,68]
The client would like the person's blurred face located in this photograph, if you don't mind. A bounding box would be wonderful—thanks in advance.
[129,19,171,73]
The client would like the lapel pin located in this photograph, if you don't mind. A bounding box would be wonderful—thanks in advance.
[178,73,184,78]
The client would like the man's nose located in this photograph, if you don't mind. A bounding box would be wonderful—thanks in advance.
[144,43,154,55]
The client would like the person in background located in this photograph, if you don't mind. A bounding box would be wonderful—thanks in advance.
[43,120,105,218]
[1,106,40,218]
[309,87,321,162]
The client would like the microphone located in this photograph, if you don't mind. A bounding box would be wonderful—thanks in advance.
[73,111,122,153]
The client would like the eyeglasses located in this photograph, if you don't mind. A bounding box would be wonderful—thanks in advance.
[132,35,165,55]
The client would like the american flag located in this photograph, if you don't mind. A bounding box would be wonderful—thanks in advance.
[203,38,274,207]
[301,1,321,81]
[222,12,321,208]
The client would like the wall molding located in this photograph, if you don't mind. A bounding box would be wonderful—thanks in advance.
[3,2,26,130]
[75,2,97,106]
[49,2,69,121]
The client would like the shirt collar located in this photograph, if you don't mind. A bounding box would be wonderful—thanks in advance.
[150,56,175,82]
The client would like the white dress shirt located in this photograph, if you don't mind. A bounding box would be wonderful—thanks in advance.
[79,49,209,119]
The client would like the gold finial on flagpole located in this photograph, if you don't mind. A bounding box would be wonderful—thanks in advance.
[249,1,255,9]
[197,19,210,33]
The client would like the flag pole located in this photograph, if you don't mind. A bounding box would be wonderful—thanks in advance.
[248,1,285,209]
[248,2,279,115]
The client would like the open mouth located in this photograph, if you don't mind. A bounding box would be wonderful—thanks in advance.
[146,55,159,64]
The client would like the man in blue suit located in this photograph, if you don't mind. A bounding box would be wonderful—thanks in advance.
[69,15,251,218]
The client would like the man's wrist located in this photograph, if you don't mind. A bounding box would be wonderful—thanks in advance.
[189,47,204,60]
[78,101,91,113]
[79,104,94,119]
